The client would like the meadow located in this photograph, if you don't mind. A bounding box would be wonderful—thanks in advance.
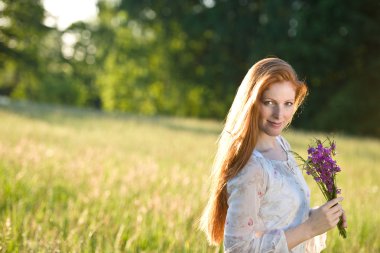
[0,100,379,252]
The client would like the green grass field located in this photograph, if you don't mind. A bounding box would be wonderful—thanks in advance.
[1,101,379,252]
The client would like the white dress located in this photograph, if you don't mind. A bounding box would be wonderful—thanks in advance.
[224,136,326,253]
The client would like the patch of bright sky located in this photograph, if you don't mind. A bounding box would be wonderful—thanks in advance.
[202,0,215,8]
[42,0,98,31]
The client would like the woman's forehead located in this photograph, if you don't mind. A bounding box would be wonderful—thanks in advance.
[262,81,296,99]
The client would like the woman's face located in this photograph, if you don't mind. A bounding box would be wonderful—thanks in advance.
[258,81,296,137]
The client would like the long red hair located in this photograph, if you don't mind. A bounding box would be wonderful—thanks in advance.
[199,58,308,245]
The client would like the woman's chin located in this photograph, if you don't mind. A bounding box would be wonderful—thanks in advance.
[260,125,285,136]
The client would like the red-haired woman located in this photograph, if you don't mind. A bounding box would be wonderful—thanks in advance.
[199,58,347,252]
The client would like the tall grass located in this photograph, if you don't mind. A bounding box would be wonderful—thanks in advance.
[0,101,379,252]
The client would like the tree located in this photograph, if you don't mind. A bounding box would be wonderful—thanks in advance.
[0,0,49,97]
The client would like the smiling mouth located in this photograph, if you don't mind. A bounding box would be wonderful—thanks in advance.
[268,121,282,127]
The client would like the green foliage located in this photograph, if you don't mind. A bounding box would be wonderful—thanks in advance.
[0,0,91,106]
[0,102,380,252]
[0,0,380,136]
[0,0,47,65]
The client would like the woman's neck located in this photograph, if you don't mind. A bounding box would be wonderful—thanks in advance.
[255,134,287,161]
[255,134,278,153]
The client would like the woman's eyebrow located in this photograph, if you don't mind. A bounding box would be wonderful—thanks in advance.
[262,97,294,100]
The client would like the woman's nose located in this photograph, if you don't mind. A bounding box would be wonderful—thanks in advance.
[273,105,282,119]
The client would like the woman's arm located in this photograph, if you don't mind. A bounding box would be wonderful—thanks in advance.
[224,157,290,253]
[285,197,346,250]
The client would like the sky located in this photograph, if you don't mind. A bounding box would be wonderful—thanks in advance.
[42,0,98,30]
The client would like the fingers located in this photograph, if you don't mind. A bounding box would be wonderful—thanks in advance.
[325,197,344,209]
[332,217,342,226]
[309,201,347,235]
[322,198,347,229]
[329,203,343,215]
[331,206,348,228]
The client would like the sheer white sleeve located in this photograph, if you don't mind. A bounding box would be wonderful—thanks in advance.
[224,156,290,253]
[304,233,327,253]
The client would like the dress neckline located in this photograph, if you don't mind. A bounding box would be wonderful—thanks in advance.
[253,136,290,162]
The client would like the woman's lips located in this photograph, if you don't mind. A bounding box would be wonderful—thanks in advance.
[268,121,282,128]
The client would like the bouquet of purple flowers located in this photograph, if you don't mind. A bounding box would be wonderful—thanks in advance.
[292,137,347,238]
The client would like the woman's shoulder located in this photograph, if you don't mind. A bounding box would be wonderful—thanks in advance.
[228,152,268,184]
[226,152,270,196]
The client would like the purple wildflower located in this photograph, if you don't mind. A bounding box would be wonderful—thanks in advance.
[292,137,346,238]
[305,139,342,195]
[307,147,315,154]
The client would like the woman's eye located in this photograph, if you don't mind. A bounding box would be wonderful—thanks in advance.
[263,101,273,106]
[285,102,294,106]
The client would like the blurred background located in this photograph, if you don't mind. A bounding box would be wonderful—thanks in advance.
[1,0,379,136]
[1,1,380,252]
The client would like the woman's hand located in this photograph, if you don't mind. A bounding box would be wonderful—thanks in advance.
[306,197,346,237]
[285,197,347,250]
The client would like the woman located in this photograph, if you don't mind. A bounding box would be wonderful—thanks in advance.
[199,58,347,252]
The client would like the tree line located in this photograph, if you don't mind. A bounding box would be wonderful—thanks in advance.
[1,0,379,136]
